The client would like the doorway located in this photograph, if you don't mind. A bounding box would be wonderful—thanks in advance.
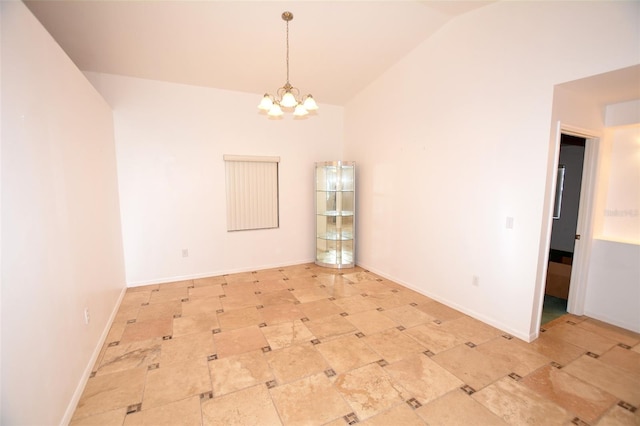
[542,133,586,325]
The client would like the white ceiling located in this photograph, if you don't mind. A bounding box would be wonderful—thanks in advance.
[25,1,494,106]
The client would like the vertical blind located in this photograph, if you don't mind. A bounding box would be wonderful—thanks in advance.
[224,155,280,231]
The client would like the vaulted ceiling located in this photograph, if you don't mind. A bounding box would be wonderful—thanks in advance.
[25,1,493,106]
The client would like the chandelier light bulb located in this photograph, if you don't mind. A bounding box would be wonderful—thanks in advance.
[302,95,318,111]
[268,103,284,117]
[280,91,298,108]
[293,104,309,117]
[258,95,274,111]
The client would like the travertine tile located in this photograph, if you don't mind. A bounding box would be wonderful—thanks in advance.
[266,342,328,384]
[180,297,222,317]
[431,343,511,391]
[224,271,255,284]
[352,280,392,294]
[217,306,262,331]
[260,303,305,325]
[415,301,464,322]
[202,384,282,426]
[521,364,617,424]
[213,325,269,359]
[159,330,215,365]
[209,349,273,396]
[415,389,507,425]
[438,316,503,345]
[260,320,315,350]
[252,269,287,281]
[360,402,425,426]
[160,279,193,289]
[472,377,572,425]
[149,287,188,304]
[405,322,467,354]
[257,289,299,306]
[119,318,173,344]
[576,318,640,347]
[298,298,343,320]
[73,368,146,420]
[476,336,551,377]
[321,281,363,299]
[104,321,127,345]
[221,294,261,311]
[543,322,618,355]
[334,363,405,420]
[385,354,464,404]
[97,338,162,376]
[136,300,181,322]
[365,291,415,310]
[290,285,330,303]
[316,334,380,374]
[143,357,211,409]
[123,396,201,426]
[562,354,640,406]
[330,294,379,314]
[599,345,640,375]
[69,408,126,426]
[314,273,350,287]
[270,373,354,425]
[527,333,585,366]
[364,328,426,363]
[223,283,259,298]
[188,284,224,299]
[120,291,152,310]
[305,314,357,341]
[381,304,434,328]
[172,312,219,337]
[253,278,289,294]
[596,404,640,426]
[345,309,398,336]
[71,265,640,426]
[193,276,226,287]
[343,271,380,283]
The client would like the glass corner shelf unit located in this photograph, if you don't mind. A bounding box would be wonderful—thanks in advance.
[315,161,355,269]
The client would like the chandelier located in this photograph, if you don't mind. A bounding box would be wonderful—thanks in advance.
[258,11,318,118]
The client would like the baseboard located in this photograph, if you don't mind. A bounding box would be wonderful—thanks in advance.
[127,258,316,287]
[60,286,128,426]
[357,262,532,342]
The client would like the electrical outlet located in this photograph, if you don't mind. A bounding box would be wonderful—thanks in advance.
[182,249,189,257]
[84,307,90,325]
[472,275,479,287]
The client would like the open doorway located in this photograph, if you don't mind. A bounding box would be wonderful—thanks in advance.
[542,133,586,325]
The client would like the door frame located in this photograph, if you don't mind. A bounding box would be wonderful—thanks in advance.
[534,121,601,337]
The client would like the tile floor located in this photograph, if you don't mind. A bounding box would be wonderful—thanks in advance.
[70,264,640,426]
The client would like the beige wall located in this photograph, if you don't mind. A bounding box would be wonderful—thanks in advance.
[344,1,639,341]
[1,2,126,423]
[85,72,344,286]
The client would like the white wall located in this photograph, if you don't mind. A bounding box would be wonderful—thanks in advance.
[1,3,127,424]
[344,1,639,341]
[585,240,640,332]
[85,72,344,286]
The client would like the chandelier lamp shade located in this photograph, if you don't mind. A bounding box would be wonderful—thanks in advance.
[258,11,318,118]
